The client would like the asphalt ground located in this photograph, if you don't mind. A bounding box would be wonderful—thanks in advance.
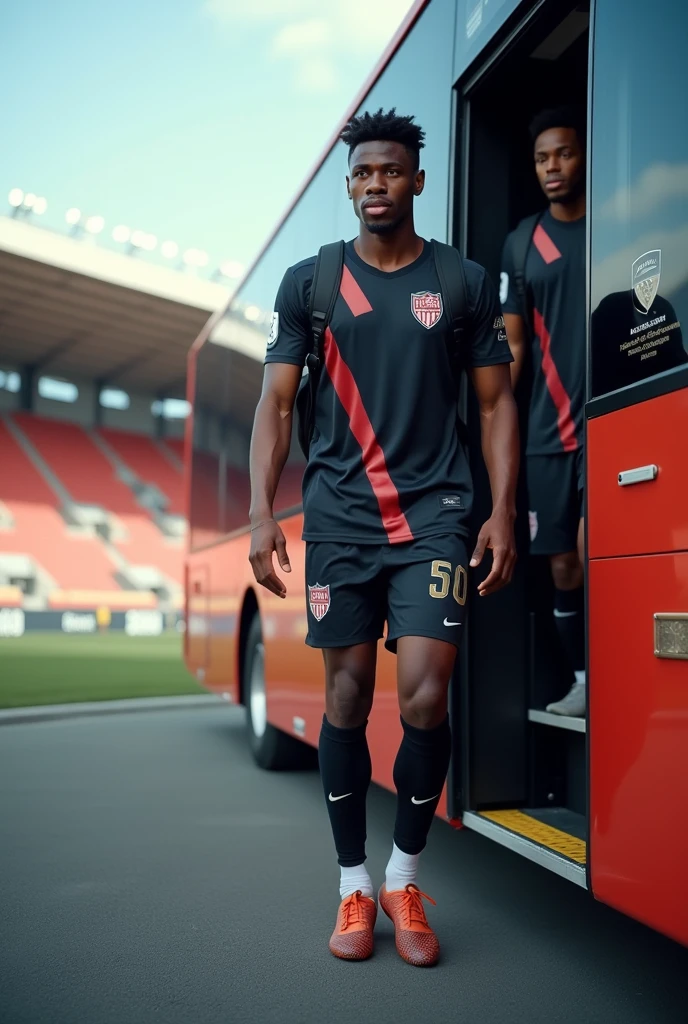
[1,705,686,1024]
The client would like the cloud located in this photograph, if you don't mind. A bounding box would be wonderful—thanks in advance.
[294,56,339,93]
[272,19,331,57]
[205,0,311,20]
[204,0,413,92]
[600,162,688,221]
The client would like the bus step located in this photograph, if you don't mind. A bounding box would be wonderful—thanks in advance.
[462,809,587,888]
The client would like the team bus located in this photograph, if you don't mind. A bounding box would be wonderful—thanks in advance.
[184,0,688,945]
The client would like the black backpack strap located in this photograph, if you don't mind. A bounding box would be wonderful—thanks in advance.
[295,240,344,459]
[510,212,542,325]
[431,239,470,450]
[431,239,468,358]
[307,240,345,370]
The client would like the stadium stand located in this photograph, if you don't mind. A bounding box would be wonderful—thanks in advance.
[97,428,185,516]
[161,437,185,467]
[12,413,183,587]
[0,213,231,617]
[0,418,120,593]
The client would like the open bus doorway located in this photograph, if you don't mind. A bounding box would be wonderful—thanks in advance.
[453,2,591,880]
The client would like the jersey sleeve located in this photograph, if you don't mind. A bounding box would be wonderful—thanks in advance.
[467,266,514,367]
[499,233,521,316]
[264,266,311,367]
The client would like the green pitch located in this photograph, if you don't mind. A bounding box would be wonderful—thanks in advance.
[0,632,203,709]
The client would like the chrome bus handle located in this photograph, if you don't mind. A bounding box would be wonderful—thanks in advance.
[617,464,658,486]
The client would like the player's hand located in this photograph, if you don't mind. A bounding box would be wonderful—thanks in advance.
[470,510,516,597]
[249,519,291,598]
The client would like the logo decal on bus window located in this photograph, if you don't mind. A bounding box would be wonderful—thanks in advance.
[267,311,279,347]
[308,583,330,621]
[411,291,443,329]
[632,250,661,315]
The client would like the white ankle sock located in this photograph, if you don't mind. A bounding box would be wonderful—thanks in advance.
[574,671,586,687]
[339,864,373,900]
[385,842,420,892]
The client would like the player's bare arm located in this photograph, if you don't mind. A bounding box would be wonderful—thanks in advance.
[248,362,302,597]
[503,313,527,390]
[469,362,519,596]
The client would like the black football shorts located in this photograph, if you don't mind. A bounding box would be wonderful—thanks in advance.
[305,534,469,653]
[527,448,585,556]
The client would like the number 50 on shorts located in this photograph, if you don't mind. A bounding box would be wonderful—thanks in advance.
[428,560,467,604]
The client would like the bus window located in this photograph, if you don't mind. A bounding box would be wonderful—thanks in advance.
[590,0,688,398]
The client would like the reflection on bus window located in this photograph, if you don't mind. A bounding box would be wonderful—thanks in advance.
[591,289,686,397]
[590,0,688,398]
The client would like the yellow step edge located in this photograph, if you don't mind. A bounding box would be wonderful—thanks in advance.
[479,809,587,864]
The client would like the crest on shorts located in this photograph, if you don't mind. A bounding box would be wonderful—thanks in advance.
[308,583,330,621]
[411,291,443,329]
[632,250,661,315]
[528,511,538,542]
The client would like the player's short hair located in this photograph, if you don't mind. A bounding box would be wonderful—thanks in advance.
[340,108,426,168]
[529,105,586,148]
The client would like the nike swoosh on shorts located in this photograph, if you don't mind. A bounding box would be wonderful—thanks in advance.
[329,792,353,802]
[411,794,440,805]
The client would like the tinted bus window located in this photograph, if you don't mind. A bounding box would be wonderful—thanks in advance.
[590,0,688,398]
[454,0,522,79]
[189,0,457,551]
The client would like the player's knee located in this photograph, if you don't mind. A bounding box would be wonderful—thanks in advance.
[399,677,448,729]
[551,552,583,591]
[326,666,374,728]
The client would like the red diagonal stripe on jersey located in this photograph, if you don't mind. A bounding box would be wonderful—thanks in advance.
[534,309,578,451]
[323,327,413,543]
[340,265,373,317]
[532,223,562,264]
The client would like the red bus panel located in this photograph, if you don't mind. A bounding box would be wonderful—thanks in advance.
[587,388,688,559]
[589,551,688,945]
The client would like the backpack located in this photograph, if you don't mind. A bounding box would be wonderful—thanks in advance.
[508,211,543,334]
[295,239,469,459]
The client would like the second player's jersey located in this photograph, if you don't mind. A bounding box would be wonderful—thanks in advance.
[500,209,586,455]
[265,239,512,545]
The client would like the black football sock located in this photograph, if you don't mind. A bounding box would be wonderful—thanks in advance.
[318,714,371,867]
[393,715,452,856]
[553,586,585,680]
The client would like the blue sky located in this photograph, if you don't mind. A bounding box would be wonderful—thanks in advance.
[2,0,413,276]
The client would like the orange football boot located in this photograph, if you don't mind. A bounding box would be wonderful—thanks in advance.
[328,890,377,961]
[378,883,440,967]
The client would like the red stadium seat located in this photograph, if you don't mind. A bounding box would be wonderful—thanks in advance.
[12,415,183,584]
[0,420,121,590]
[97,428,185,515]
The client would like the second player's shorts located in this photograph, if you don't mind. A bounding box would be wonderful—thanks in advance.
[527,448,584,556]
[305,534,469,653]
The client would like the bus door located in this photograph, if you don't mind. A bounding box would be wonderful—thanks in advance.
[586,0,688,945]
[452,0,591,886]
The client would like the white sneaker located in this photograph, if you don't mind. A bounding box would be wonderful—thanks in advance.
[546,681,586,718]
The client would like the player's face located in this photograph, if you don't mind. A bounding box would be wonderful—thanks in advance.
[347,140,424,234]
[534,127,585,204]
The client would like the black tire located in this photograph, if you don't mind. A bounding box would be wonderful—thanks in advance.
[243,614,315,771]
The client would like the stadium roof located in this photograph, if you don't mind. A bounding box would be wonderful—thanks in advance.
[0,216,230,398]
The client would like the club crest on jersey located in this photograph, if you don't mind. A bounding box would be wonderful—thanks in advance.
[308,583,330,621]
[411,291,443,329]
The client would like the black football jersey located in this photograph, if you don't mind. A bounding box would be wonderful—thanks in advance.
[501,210,586,455]
[265,239,512,544]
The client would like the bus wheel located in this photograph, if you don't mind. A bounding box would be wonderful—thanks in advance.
[244,614,311,771]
